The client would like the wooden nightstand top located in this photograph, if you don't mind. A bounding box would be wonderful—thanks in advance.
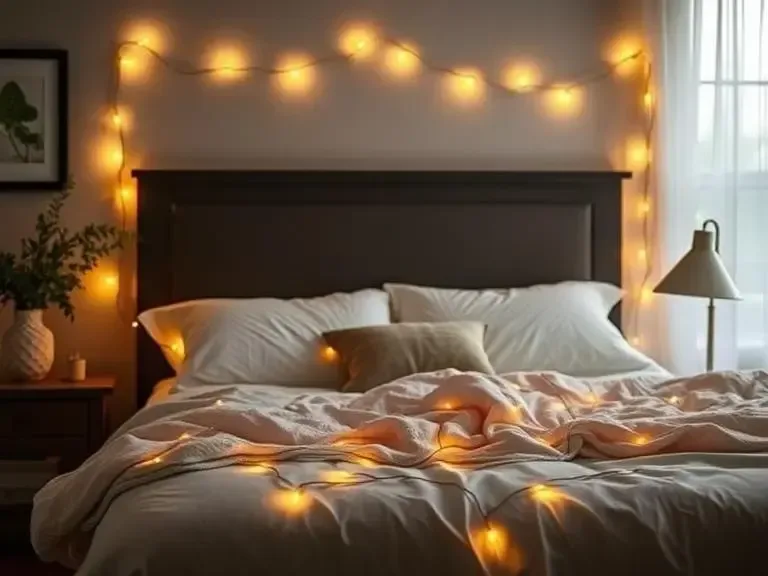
[0,376,115,398]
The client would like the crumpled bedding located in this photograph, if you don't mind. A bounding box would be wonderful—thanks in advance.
[31,369,768,575]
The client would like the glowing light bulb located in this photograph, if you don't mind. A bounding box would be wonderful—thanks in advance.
[638,248,647,264]
[243,464,270,474]
[103,274,118,287]
[119,56,135,70]
[206,45,249,82]
[630,336,642,346]
[545,86,583,119]
[271,488,312,514]
[440,401,455,411]
[112,112,122,127]
[639,200,651,215]
[584,392,600,406]
[321,469,355,484]
[503,63,541,93]
[632,434,650,446]
[321,346,338,363]
[111,148,123,166]
[640,286,653,304]
[667,395,680,406]
[274,53,317,98]
[445,67,485,106]
[530,483,562,503]
[627,137,650,171]
[137,37,149,48]
[608,36,643,78]
[215,399,223,407]
[644,91,654,111]
[384,42,421,79]
[355,456,377,468]
[131,321,139,328]
[339,24,378,60]
[178,432,191,441]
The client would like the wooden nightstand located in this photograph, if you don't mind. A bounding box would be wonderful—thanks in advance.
[0,377,114,561]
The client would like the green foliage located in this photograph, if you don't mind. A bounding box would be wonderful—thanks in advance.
[0,183,122,321]
[0,81,43,163]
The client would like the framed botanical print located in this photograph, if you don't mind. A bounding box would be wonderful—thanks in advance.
[0,49,68,191]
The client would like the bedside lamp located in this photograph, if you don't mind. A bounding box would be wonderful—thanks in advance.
[654,219,741,372]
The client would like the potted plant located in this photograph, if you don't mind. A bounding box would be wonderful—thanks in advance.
[0,186,122,381]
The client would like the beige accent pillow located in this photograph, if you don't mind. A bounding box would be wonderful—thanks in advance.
[323,321,494,393]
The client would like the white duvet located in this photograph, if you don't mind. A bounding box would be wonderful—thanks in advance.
[32,369,768,575]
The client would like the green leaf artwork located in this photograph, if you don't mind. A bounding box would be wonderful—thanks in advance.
[0,80,44,163]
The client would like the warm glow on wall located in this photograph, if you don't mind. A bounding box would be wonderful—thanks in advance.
[383,41,421,79]
[274,53,317,97]
[626,136,650,171]
[643,90,654,112]
[544,86,583,119]
[607,35,643,78]
[205,45,249,82]
[338,24,378,60]
[88,267,120,302]
[270,488,312,515]
[639,286,654,304]
[502,62,541,92]
[445,67,485,106]
[119,22,166,85]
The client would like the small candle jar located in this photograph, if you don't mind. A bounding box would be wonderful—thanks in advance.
[68,354,86,382]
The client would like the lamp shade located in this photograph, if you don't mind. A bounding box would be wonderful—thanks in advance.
[654,229,741,300]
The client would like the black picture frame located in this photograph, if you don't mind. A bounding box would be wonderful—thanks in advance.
[0,49,68,191]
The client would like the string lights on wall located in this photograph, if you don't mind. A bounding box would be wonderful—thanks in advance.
[104,20,655,347]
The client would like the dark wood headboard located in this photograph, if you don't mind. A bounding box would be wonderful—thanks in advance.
[134,170,629,406]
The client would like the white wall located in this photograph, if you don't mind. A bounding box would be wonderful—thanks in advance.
[0,0,642,424]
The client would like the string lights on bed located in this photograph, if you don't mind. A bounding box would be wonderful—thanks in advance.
[131,395,651,570]
[104,19,656,348]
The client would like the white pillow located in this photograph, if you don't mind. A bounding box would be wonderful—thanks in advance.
[138,289,391,386]
[384,282,663,377]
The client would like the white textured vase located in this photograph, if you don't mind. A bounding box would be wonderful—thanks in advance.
[0,309,54,381]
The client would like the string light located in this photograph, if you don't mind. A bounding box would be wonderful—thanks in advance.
[320,469,356,484]
[274,53,317,97]
[384,41,421,79]
[243,464,270,474]
[439,401,455,411]
[632,434,650,446]
[529,484,563,504]
[215,399,223,407]
[108,23,652,337]
[640,286,653,304]
[339,24,378,60]
[502,62,540,93]
[667,395,680,406]
[131,321,139,328]
[627,136,650,171]
[205,45,249,82]
[271,488,312,514]
[320,346,338,363]
[445,67,485,105]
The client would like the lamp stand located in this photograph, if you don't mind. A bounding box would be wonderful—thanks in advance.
[706,298,715,372]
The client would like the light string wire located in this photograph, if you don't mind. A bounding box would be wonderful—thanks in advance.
[131,413,646,564]
[633,60,657,345]
[109,37,652,338]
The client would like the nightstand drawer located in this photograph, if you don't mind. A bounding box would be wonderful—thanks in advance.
[0,437,89,471]
[1,400,88,436]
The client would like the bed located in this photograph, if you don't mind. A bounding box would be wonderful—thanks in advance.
[31,171,768,575]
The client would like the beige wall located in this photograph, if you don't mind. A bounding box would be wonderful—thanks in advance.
[0,0,644,426]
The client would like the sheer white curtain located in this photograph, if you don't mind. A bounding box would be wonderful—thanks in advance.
[647,0,768,374]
